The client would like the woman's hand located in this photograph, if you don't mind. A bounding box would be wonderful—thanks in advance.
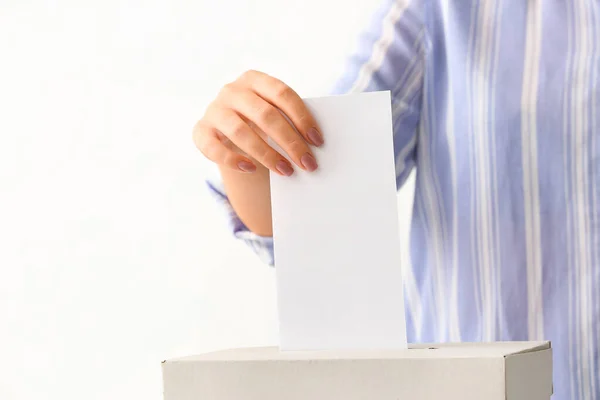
[193,70,323,176]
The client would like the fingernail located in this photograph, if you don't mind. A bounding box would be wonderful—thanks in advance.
[237,160,256,173]
[307,127,324,146]
[276,160,294,176]
[300,153,318,172]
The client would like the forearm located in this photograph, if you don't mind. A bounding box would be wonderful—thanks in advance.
[218,164,273,237]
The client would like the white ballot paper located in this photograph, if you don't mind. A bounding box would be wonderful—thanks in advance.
[270,91,407,351]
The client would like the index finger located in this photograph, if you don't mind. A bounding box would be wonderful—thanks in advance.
[239,70,324,147]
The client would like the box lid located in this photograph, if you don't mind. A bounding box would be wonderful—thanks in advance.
[163,342,552,400]
[165,341,550,362]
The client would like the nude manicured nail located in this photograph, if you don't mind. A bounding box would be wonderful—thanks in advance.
[276,160,294,176]
[307,127,324,146]
[301,153,318,172]
[237,160,256,173]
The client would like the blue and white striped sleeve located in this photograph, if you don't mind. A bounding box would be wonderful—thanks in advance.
[206,172,275,265]
[331,0,426,189]
[206,0,425,265]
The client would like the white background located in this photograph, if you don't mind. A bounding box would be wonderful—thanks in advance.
[0,1,415,399]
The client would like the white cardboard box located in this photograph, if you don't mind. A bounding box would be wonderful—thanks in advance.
[162,341,552,400]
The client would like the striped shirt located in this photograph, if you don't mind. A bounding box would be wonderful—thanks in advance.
[207,1,600,398]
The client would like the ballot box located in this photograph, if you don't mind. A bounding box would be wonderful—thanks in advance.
[162,341,552,400]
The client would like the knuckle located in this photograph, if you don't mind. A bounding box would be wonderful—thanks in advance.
[294,114,314,134]
[222,112,239,128]
[251,144,273,164]
[296,111,311,126]
[257,105,279,125]
[286,137,307,156]
[275,84,294,100]
[219,83,237,98]
[203,101,219,118]
[229,122,247,140]
[240,69,258,81]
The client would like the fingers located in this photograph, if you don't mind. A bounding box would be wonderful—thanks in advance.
[193,121,257,173]
[223,87,318,172]
[239,70,324,147]
[203,108,296,176]
[194,70,322,177]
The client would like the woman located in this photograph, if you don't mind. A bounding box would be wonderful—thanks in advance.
[194,1,600,399]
